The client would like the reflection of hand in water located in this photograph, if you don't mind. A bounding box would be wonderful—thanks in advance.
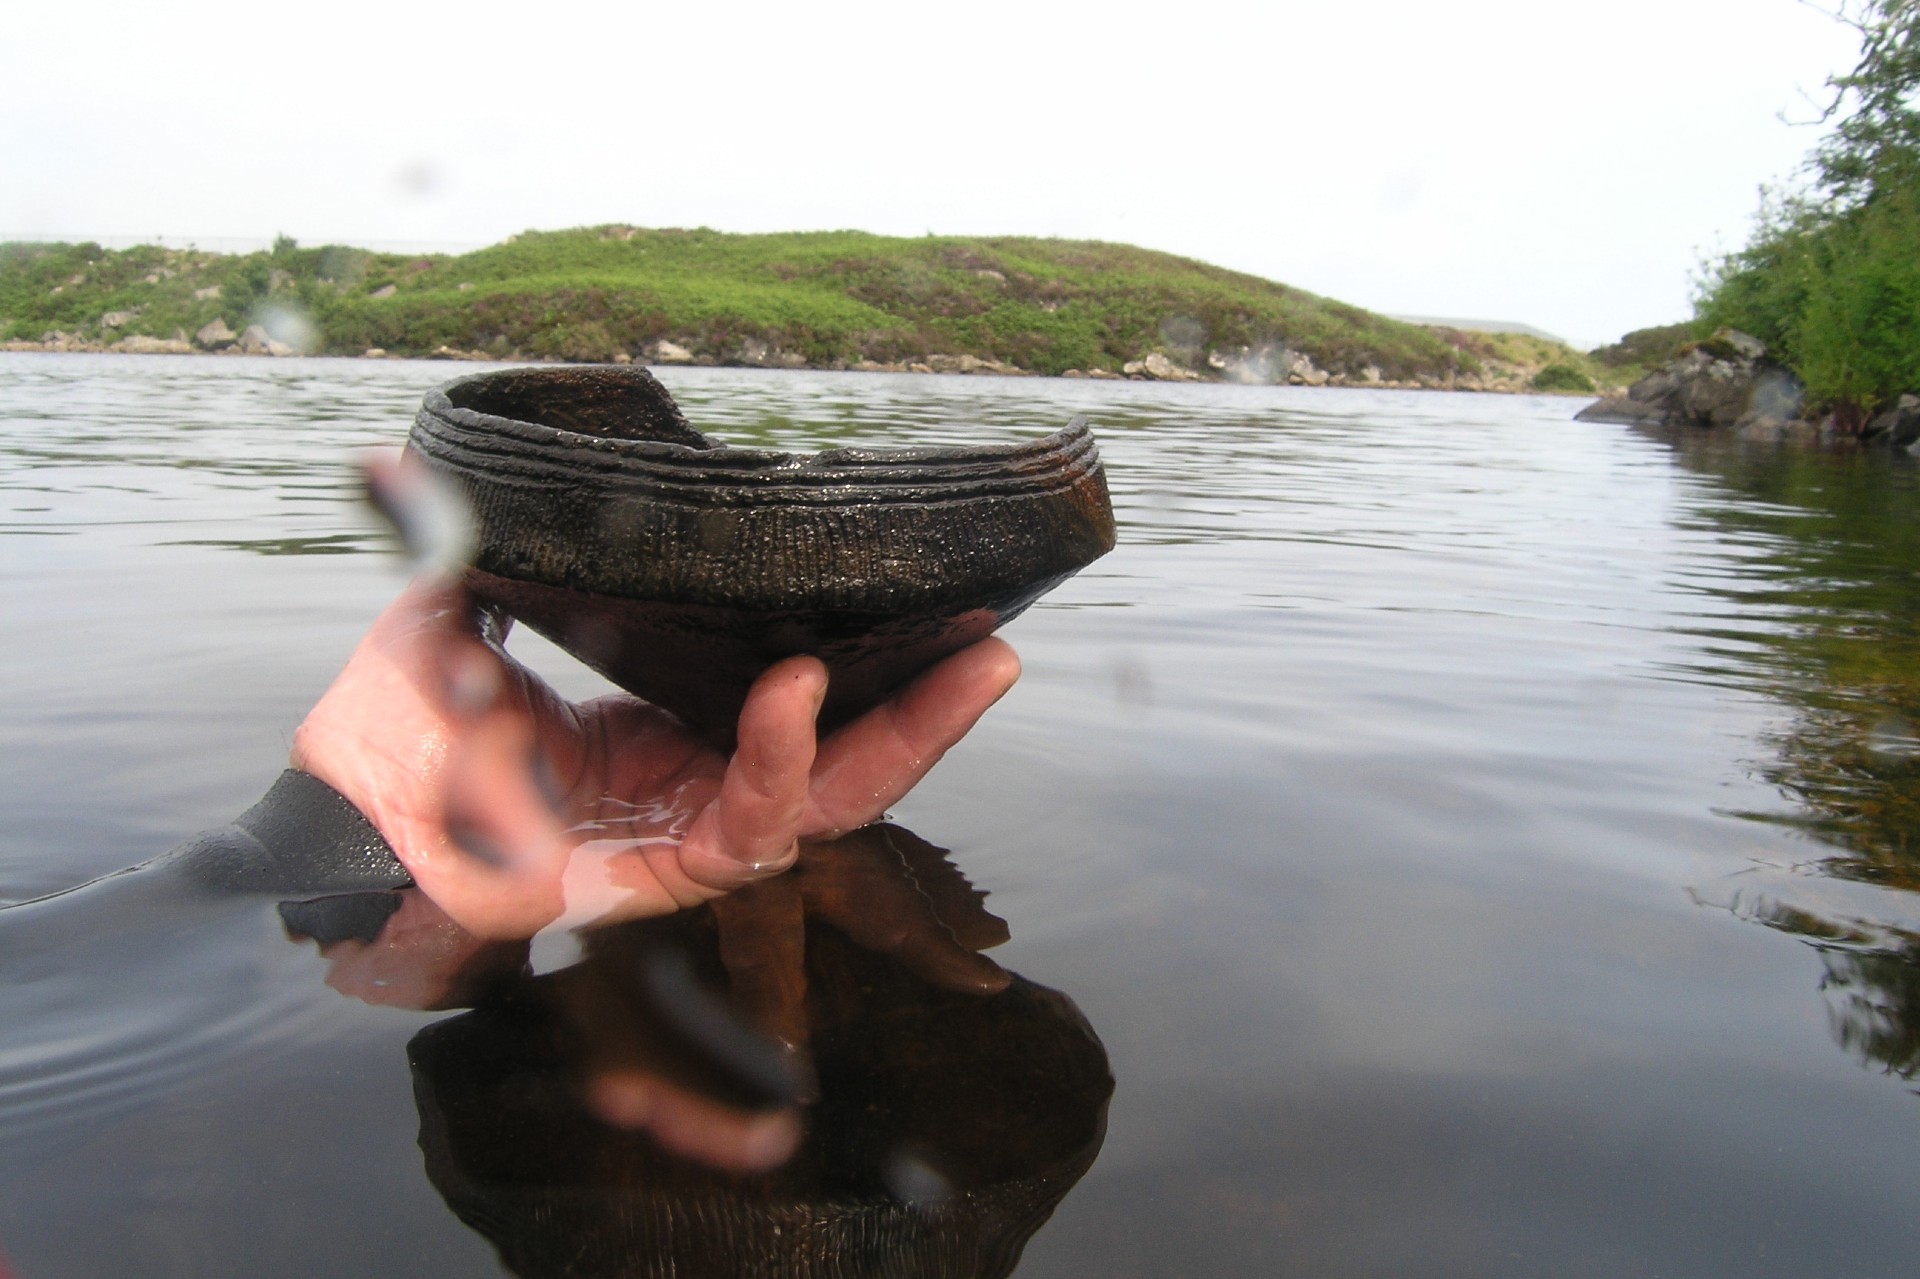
[299,889,524,1012]
[389,833,1112,1279]
[710,824,1012,1057]
[293,826,1019,1172]
[289,560,1019,941]
[290,884,804,1170]
[586,824,1014,1152]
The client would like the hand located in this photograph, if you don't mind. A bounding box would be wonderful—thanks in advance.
[290,578,1019,940]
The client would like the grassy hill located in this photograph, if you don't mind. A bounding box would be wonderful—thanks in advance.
[1,227,1487,382]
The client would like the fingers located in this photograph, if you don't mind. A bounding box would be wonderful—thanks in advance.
[586,1071,802,1172]
[804,638,1021,836]
[674,656,826,893]
[795,829,1010,995]
[422,650,575,937]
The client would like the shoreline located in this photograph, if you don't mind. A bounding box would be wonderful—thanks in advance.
[0,342,1597,397]
[3,229,1618,397]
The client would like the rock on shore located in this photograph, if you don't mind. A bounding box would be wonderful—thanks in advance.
[1575,329,1808,437]
[1574,328,1920,447]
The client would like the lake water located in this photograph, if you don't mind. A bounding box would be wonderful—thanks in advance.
[5,353,1920,1276]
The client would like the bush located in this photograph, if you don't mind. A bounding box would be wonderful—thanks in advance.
[1591,321,1703,369]
[1788,184,1920,413]
[1531,363,1596,392]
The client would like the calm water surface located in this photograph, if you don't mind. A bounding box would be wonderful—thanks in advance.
[5,353,1920,1276]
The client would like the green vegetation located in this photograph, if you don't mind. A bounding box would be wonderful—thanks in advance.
[1421,325,1618,392]
[1695,0,1920,422]
[1590,321,1706,381]
[0,227,1472,381]
[1530,363,1596,393]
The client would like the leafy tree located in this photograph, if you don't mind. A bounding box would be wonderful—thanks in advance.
[1809,0,1920,207]
[1696,0,1920,420]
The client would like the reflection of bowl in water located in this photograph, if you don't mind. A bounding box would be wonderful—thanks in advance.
[410,917,1113,1279]
[408,366,1116,745]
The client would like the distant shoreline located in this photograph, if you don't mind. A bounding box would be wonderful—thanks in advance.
[3,227,1616,395]
[0,343,1606,397]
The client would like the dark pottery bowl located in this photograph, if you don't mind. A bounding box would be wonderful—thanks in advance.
[407,365,1115,745]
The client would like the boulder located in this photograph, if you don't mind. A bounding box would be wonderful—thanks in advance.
[195,318,238,349]
[1286,351,1330,387]
[649,340,694,364]
[369,284,398,299]
[1868,394,1920,448]
[1121,352,1202,382]
[237,324,294,357]
[926,353,1021,375]
[39,330,98,352]
[193,285,222,301]
[1732,366,1808,429]
[113,334,194,354]
[99,310,136,330]
[1576,328,1802,427]
[1570,394,1667,425]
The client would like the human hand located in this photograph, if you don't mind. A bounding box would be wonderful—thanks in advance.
[290,571,1018,940]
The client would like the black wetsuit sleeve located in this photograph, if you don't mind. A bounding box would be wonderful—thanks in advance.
[157,770,412,895]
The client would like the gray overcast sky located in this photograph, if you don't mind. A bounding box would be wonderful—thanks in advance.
[2,0,1865,349]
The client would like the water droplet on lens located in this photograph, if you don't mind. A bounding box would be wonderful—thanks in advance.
[882,1148,953,1206]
